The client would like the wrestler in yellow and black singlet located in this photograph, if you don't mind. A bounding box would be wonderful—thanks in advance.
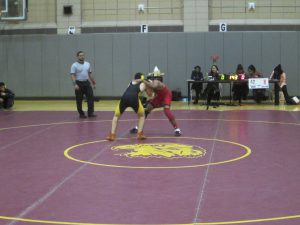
[115,74,145,117]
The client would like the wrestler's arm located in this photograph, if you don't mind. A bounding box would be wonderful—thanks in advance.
[143,79,161,89]
[140,82,155,99]
[139,82,146,92]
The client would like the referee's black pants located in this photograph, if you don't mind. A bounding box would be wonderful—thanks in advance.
[75,81,94,116]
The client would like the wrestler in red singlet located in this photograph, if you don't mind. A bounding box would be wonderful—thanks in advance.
[131,75,182,136]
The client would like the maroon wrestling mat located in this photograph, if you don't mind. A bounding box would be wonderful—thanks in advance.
[0,110,300,225]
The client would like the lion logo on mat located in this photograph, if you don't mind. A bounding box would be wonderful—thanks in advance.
[111,143,206,159]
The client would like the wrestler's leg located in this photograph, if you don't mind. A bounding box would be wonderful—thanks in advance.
[136,100,146,140]
[145,102,154,118]
[163,105,177,129]
[107,101,124,141]
[163,105,182,136]
[130,102,154,134]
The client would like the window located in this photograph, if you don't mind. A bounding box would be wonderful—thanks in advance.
[0,0,28,21]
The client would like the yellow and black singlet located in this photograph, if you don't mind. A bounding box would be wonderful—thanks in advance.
[115,81,144,116]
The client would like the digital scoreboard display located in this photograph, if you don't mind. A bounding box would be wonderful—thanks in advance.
[217,73,246,81]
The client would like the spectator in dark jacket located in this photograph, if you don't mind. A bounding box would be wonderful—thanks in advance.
[0,82,15,109]
[191,65,204,104]
[232,64,249,105]
[204,65,220,109]
[248,65,266,104]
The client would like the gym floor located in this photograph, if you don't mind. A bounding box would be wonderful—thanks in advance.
[9,99,300,111]
[0,100,299,225]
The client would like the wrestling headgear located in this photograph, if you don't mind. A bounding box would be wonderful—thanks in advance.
[147,66,164,81]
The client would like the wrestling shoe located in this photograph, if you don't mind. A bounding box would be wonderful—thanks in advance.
[174,128,182,136]
[130,126,138,134]
[106,133,115,141]
[137,131,147,140]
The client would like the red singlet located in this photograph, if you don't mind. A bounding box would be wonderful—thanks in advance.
[149,86,172,108]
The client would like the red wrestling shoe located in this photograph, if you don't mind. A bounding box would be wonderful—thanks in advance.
[106,133,115,141]
[137,131,147,140]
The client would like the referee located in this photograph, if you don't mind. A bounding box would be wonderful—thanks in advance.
[70,51,97,118]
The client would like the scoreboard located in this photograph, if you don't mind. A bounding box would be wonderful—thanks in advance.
[217,73,246,81]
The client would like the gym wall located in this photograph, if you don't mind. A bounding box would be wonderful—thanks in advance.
[0,31,299,98]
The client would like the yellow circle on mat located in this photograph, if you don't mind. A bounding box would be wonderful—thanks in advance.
[1,119,299,224]
[64,137,252,169]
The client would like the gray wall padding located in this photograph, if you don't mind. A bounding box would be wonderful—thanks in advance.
[0,32,299,97]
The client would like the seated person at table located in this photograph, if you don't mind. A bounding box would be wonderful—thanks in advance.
[203,65,220,109]
[232,64,249,105]
[247,65,266,104]
[0,82,15,109]
[191,65,204,104]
